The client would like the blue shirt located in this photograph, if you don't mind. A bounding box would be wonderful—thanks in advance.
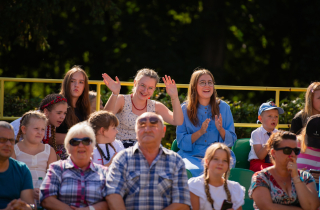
[0,158,33,209]
[105,143,191,210]
[176,101,237,158]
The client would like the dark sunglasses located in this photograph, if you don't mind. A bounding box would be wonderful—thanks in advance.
[69,137,92,146]
[138,117,160,125]
[0,138,15,145]
[274,147,301,155]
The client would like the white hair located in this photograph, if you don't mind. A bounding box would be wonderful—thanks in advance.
[64,121,96,155]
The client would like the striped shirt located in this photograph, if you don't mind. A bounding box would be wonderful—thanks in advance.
[297,146,320,170]
[105,143,191,210]
[40,157,108,207]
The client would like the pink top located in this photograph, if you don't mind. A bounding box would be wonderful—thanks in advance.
[297,145,320,170]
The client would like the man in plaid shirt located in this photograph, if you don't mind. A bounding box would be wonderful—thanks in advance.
[105,112,191,210]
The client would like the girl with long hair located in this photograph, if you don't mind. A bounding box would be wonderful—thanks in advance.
[188,143,245,210]
[290,82,320,134]
[56,66,91,159]
[102,68,183,148]
[176,69,237,177]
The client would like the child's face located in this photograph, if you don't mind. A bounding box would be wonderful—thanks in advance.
[22,118,46,144]
[206,149,229,176]
[46,103,68,127]
[69,71,85,99]
[90,98,104,113]
[259,109,279,132]
[102,125,118,143]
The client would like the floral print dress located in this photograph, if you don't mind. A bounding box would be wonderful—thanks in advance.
[248,167,315,209]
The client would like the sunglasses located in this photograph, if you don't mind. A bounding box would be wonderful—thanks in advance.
[0,138,15,145]
[138,117,160,126]
[69,137,92,146]
[274,147,301,155]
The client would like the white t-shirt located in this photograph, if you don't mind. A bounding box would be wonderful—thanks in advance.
[188,175,245,210]
[92,140,124,165]
[248,126,277,161]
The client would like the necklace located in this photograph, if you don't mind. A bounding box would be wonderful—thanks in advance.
[97,144,110,161]
[131,94,147,111]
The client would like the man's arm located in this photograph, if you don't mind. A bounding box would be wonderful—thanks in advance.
[41,196,73,210]
[163,203,189,210]
[20,189,34,205]
[106,194,126,210]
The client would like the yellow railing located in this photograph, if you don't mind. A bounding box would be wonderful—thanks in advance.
[0,77,307,129]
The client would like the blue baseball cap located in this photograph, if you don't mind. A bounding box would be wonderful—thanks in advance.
[258,101,284,116]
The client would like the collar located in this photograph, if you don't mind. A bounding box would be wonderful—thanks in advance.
[260,126,277,134]
[65,157,96,171]
[132,143,170,155]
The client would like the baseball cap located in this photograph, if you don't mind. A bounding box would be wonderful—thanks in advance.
[305,114,320,149]
[258,101,284,116]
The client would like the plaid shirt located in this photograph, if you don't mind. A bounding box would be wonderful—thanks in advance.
[40,157,108,207]
[105,144,191,210]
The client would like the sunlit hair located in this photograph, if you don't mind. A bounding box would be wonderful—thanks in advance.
[60,66,90,128]
[16,111,48,142]
[266,130,297,163]
[132,68,160,94]
[300,82,320,125]
[89,91,97,103]
[0,121,13,131]
[186,69,220,126]
[88,110,119,157]
[64,121,96,155]
[39,93,67,153]
[203,143,232,208]
[135,112,164,132]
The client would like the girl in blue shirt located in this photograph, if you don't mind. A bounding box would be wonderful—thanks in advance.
[176,69,237,177]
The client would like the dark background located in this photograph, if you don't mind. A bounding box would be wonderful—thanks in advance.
[0,0,319,102]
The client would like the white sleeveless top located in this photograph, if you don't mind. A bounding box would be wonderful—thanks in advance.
[14,144,50,187]
[116,94,156,140]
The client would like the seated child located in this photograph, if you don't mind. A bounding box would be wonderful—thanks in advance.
[88,110,124,167]
[89,90,104,114]
[248,101,284,172]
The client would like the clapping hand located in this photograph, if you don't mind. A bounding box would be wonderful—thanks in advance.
[215,113,223,131]
[102,73,121,95]
[162,75,178,99]
[200,119,211,135]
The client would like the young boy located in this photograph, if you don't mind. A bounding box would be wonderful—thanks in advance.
[248,101,284,172]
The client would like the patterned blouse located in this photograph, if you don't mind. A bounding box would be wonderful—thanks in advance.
[248,167,315,209]
[116,94,155,140]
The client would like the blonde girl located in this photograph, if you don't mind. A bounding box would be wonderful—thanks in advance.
[102,68,183,148]
[88,110,124,167]
[11,93,68,159]
[290,82,320,134]
[188,143,245,210]
[12,111,57,202]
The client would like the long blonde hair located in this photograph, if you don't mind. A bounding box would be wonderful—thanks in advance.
[300,82,320,125]
[203,143,232,209]
[186,69,220,126]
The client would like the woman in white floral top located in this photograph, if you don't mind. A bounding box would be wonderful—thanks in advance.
[249,130,319,210]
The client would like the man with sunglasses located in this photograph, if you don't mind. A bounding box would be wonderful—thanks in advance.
[105,112,191,210]
[0,121,35,210]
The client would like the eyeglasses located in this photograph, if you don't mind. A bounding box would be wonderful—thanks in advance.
[0,138,15,145]
[198,80,214,87]
[138,83,155,91]
[69,137,92,146]
[138,117,160,127]
[274,147,301,155]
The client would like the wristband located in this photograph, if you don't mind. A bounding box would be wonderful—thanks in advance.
[112,93,119,97]
[89,206,96,210]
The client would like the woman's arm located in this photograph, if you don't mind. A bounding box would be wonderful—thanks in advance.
[106,194,126,210]
[41,196,73,210]
[190,192,199,210]
[294,178,320,210]
[102,73,123,114]
[219,103,237,147]
[104,94,124,114]
[252,187,302,210]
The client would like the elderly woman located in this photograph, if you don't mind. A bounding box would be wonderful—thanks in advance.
[40,122,108,210]
[249,131,319,210]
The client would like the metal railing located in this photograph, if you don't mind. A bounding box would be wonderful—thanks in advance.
[0,77,307,128]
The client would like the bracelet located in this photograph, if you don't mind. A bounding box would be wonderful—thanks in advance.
[89,206,96,210]
[112,93,119,97]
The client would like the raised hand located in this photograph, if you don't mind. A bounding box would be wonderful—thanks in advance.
[162,75,178,99]
[200,118,211,135]
[102,73,121,95]
[287,156,299,178]
[215,113,223,131]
